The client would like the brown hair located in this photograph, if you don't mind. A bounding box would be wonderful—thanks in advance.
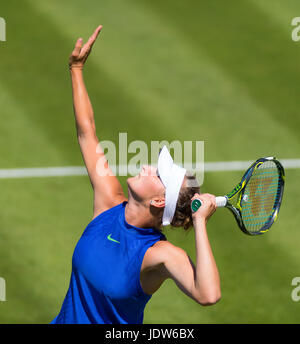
[170,172,201,230]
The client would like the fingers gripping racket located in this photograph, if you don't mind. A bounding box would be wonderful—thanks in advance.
[191,157,285,235]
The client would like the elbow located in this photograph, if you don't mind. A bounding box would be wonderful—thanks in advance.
[196,291,221,307]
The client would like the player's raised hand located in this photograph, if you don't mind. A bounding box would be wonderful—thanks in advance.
[69,25,103,70]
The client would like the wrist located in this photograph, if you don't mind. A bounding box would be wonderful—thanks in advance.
[69,65,84,73]
[193,216,207,228]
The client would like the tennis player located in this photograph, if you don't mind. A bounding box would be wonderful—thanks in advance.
[51,26,221,324]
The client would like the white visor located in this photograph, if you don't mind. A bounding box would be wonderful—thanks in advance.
[157,146,186,226]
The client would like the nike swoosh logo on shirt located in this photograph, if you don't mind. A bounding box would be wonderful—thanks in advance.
[107,234,120,244]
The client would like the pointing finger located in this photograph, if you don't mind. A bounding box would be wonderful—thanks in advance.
[79,26,103,57]
[86,25,103,48]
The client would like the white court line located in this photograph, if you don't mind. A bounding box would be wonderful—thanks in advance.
[0,166,88,179]
[0,159,299,179]
[205,159,300,171]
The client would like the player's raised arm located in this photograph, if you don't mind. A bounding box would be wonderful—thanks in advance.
[69,26,127,218]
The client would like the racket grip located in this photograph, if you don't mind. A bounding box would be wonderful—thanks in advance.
[215,196,227,208]
[191,198,202,213]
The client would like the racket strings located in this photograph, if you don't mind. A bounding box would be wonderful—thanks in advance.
[240,161,280,233]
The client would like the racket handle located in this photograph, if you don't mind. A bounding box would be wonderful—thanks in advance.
[215,196,227,208]
[191,199,202,213]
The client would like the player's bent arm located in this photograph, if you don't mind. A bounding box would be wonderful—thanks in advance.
[156,239,221,306]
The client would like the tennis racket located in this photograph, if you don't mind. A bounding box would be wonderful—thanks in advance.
[191,157,285,235]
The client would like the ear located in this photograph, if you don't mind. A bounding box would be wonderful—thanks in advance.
[150,198,165,208]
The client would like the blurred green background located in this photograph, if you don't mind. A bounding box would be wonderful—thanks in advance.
[0,0,300,323]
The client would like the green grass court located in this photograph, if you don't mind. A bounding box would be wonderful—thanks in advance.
[0,0,300,323]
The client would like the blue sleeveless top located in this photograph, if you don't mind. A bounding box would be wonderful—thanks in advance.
[51,201,166,324]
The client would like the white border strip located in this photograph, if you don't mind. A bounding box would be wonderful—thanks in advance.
[0,159,299,179]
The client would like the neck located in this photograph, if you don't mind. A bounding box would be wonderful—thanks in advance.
[125,195,162,230]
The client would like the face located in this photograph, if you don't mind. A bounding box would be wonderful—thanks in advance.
[127,165,165,205]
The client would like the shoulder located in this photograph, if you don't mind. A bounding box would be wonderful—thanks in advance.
[141,240,189,293]
[152,240,186,255]
[143,240,188,271]
[92,198,127,220]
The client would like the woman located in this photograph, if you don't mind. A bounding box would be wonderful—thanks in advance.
[51,26,221,324]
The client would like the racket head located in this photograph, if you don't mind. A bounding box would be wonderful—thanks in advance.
[226,157,285,235]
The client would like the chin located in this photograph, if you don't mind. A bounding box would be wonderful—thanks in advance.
[126,176,135,195]
[126,176,142,202]
[126,176,135,188]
